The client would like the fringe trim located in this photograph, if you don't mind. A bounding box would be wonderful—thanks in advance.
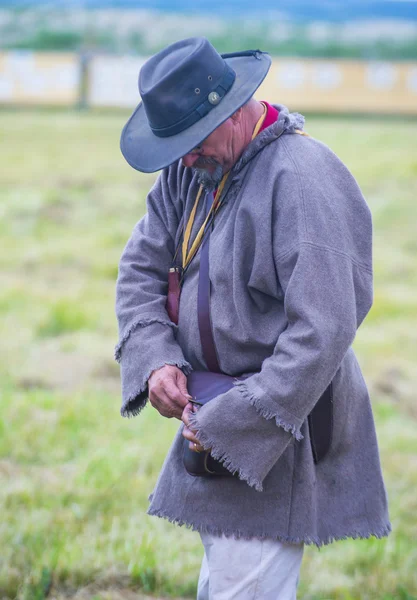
[233,380,304,441]
[120,359,193,418]
[147,506,392,548]
[114,316,177,362]
[188,411,264,492]
[121,396,147,418]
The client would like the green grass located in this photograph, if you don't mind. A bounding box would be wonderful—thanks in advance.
[0,108,417,599]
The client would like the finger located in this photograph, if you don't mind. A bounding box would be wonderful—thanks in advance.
[150,381,185,414]
[163,378,190,409]
[149,368,188,404]
[150,389,182,419]
[175,370,193,400]
[189,440,204,452]
[149,387,168,412]
[182,426,200,445]
[181,402,194,426]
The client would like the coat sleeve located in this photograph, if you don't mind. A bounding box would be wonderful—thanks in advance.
[115,171,192,417]
[189,142,373,491]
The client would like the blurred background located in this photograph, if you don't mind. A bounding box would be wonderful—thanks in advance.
[0,1,416,599]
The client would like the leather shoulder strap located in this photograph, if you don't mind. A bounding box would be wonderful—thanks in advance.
[197,192,221,373]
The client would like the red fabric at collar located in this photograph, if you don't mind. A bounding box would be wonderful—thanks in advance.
[259,101,279,132]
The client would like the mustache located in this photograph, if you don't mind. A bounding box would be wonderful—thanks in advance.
[193,156,221,169]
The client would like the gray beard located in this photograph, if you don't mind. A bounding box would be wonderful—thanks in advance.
[192,158,224,191]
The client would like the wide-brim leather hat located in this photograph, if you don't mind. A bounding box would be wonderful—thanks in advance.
[120,37,271,173]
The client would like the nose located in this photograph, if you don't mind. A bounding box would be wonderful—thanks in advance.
[181,152,201,168]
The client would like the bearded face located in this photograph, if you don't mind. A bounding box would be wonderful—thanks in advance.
[192,156,224,191]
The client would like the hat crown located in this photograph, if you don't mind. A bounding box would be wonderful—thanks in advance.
[139,37,236,138]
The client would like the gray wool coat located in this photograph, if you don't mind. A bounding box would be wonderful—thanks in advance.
[115,105,391,545]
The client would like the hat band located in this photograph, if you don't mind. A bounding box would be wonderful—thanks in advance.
[150,63,236,139]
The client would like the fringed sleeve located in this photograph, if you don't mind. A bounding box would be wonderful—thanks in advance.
[115,173,192,417]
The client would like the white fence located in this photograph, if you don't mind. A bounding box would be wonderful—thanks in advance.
[0,51,80,105]
[87,55,145,108]
[1,51,416,115]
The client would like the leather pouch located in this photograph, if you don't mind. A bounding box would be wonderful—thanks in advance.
[182,371,334,476]
[182,371,246,477]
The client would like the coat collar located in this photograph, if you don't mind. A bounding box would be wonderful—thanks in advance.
[231,104,305,177]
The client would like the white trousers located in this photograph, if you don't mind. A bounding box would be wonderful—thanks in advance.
[196,532,304,600]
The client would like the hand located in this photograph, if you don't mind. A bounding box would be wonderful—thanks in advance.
[148,365,192,419]
[182,402,205,452]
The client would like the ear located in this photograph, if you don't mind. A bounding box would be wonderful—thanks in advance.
[230,107,243,124]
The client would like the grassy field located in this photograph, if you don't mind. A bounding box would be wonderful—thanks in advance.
[0,108,416,600]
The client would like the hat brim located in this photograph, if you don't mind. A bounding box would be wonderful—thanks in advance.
[120,53,271,173]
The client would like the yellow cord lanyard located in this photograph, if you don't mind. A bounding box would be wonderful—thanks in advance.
[182,102,268,270]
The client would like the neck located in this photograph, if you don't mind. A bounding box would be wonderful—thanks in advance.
[228,100,265,170]
[245,100,265,141]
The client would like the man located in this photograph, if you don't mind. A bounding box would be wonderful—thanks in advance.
[115,37,390,599]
